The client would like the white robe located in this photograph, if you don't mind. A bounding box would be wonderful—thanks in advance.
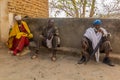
[84,27,108,62]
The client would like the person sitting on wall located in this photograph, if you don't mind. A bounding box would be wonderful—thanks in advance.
[7,15,33,56]
[31,19,60,61]
[78,19,114,66]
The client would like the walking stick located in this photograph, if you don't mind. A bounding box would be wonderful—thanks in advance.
[85,37,103,64]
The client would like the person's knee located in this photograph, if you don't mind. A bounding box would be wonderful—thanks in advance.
[81,38,88,50]
[104,41,111,47]
[39,35,44,39]
[103,41,112,52]
[52,36,60,47]
[105,41,110,44]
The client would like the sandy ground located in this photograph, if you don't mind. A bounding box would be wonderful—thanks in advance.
[0,48,120,80]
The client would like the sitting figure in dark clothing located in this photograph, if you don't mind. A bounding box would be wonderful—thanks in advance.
[31,19,60,61]
[78,19,114,66]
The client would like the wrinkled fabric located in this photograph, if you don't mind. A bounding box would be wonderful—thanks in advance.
[7,21,33,49]
[84,27,108,62]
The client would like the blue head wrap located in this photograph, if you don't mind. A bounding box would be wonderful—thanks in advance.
[93,19,102,25]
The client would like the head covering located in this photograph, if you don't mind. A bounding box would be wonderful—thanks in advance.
[15,15,21,20]
[48,19,54,23]
[93,19,102,25]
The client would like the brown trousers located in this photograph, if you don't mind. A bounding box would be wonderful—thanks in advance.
[81,36,112,56]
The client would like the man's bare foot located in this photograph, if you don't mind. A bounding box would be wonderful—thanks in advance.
[31,55,37,59]
[16,53,20,56]
[51,56,57,61]
[8,50,13,54]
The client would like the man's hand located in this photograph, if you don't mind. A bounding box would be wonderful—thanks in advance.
[39,35,45,39]
[98,29,104,35]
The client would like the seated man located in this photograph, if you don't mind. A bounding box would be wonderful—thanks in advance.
[31,19,60,61]
[7,16,33,56]
[78,19,114,66]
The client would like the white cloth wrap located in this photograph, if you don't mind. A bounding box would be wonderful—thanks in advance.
[84,27,108,62]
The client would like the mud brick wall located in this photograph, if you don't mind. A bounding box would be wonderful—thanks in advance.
[8,0,49,18]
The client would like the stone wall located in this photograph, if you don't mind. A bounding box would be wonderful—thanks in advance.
[8,0,49,18]
[24,18,120,54]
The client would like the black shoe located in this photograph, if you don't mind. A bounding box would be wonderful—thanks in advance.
[103,57,115,66]
[57,44,60,47]
[78,56,86,64]
[35,50,39,54]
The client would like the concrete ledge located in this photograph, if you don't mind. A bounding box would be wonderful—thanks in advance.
[43,47,120,65]
[57,47,80,53]
[0,43,120,65]
[109,54,120,65]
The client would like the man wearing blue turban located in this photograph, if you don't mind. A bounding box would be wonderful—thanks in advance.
[78,19,114,66]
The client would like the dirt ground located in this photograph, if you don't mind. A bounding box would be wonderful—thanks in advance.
[0,48,120,80]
